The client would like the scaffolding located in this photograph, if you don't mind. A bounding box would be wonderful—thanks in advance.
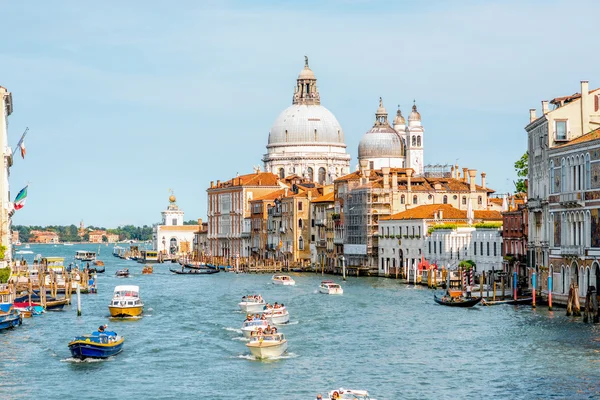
[423,164,452,178]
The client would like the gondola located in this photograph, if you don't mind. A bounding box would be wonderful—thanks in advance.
[89,267,105,274]
[169,268,220,275]
[433,293,482,308]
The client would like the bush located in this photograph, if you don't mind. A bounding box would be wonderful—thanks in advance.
[0,267,10,284]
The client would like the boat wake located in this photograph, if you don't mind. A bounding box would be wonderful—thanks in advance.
[235,352,299,361]
[15,250,34,254]
[284,320,299,325]
[61,357,109,363]
[231,337,250,342]
[223,327,242,334]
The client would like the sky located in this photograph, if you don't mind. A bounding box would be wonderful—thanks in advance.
[2,0,599,227]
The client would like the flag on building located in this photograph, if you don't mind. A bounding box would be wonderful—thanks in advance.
[13,185,28,210]
[15,127,28,159]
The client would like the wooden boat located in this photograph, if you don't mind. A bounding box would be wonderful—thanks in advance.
[434,293,482,308]
[108,285,143,318]
[89,266,105,274]
[115,269,129,278]
[0,309,22,330]
[481,297,533,306]
[142,265,153,274]
[68,328,124,359]
[93,260,105,267]
[169,268,219,275]
[14,291,70,311]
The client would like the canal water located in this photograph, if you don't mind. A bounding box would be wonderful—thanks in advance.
[1,244,599,399]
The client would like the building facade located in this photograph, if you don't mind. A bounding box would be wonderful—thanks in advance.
[0,86,13,266]
[262,57,351,184]
[153,195,199,256]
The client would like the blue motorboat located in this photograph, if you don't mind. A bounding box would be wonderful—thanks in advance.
[0,305,22,331]
[68,329,125,359]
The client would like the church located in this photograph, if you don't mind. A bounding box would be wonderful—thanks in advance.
[153,194,199,257]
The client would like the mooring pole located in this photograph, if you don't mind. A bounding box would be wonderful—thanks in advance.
[513,271,518,301]
[532,272,536,308]
[548,275,553,311]
[76,283,82,316]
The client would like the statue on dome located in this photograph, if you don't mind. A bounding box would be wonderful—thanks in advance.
[304,55,309,67]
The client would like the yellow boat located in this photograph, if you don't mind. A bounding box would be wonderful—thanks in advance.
[108,285,144,318]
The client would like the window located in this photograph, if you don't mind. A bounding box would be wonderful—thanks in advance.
[585,154,591,189]
[478,196,482,205]
[412,136,416,146]
[401,195,405,204]
[172,218,177,225]
[369,161,374,170]
[298,219,303,228]
[298,237,304,250]
[307,167,314,182]
[462,196,466,205]
[429,241,431,254]
[487,242,490,256]
[413,195,418,204]
[555,120,567,140]
[417,136,421,146]
[434,241,436,254]
[318,167,326,184]
[550,160,555,194]
[279,168,285,179]
[493,242,497,256]
[298,202,303,211]
[474,241,477,255]
[561,159,567,192]
[480,242,483,255]
[443,195,448,204]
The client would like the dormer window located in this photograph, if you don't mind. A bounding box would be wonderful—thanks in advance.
[555,120,567,141]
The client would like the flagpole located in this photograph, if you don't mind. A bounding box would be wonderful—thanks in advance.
[13,127,28,155]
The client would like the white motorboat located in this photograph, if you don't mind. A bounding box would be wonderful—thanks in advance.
[241,319,270,338]
[263,307,290,325]
[246,333,288,359]
[271,274,295,286]
[319,280,343,295]
[327,388,374,399]
[75,250,96,262]
[108,285,144,318]
[238,295,266,314]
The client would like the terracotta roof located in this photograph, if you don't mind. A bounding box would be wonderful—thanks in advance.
[311,192,334,203]
[555,127,600,148]
[550,88,600,106]
[213,171,280,189]
[251,189,287,202]
[383,204,502,221]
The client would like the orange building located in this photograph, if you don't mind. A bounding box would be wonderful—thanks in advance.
[30,230,59,244]
[88,230,106,243]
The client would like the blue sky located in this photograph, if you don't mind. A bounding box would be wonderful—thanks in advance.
[3,0,599,227]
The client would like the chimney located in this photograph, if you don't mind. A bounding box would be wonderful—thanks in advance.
[382,167,390,189]
[455,164,459,180]
[582,80,590,135]
[468,169,477,192]
[197,218,203,225]
[216,180,220,187]
[406,169,413,192]
[307,190,312,201]
[481,172,486,189]
[210,181,214,188]
[439,209,443,220]
[391,172,398,189]
[529,109,536,123]
[462,168,468,182]
[542,100,549,115]
[284,187,289,197]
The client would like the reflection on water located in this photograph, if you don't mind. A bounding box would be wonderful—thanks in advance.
[1,244,600,399]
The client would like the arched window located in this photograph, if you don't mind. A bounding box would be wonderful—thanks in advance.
[279,168,285,179]
[412,136,416,146]
[307,167,314,182]
[413,195,417,204]
[298,236,304,250]
[561,158,567,192]
[585,153,591,189]
[417,136,421,146]
[550,160,555,194]
[318,167,326,184]
[443,195,448,204]
[298,219,303,229]
[401,195,405,204]
[169,238,178,255]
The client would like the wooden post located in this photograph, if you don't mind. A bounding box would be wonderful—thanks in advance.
[513,271,518,301]
[493,281,497,302]
[573,284,581,316]
[76,283,81,316]
[501,276,505,300]
[532,272,536,308]
[566,283,573,316]
[480,272,484,300]
[548,275,553,311]
[28,278,32,306]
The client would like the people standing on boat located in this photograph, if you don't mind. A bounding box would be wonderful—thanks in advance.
[466,285,472,299]
[98,324,107,333]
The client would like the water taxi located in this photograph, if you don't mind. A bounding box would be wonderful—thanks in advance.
[320,280,343,295]
[138,250,159,264]
[238,295,266,313]
[115,269,130,278]
[108,285,143,318]
[68,327,124,360]
[327,388,374,399]
[75,251,96,262]
[241,319,270,338]
[112,246,126,258]
[0,289,22,331]
[263,307,290,324]
[271,274,296,286]
[246,333,288,359]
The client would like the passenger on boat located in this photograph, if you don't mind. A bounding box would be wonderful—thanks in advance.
[466,285,472,299]
[332,391,340,399]
[260,314,266,321]
[98,324,107,333]
[316,395,323,400]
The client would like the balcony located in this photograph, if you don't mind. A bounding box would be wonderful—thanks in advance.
[315,219,327,226]
[561,245,584,257]
[317,239,327,247]
[559,191,584,207]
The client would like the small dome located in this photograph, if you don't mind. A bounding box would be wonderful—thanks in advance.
[358,98,404,159]
[298,66,316,80]
[169,195,176,203]
[376,97,387,115]
[394,107,406,126]
[408,104,421,121]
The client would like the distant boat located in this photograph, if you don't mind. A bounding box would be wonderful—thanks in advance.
[63,243,73,246]
[75,251,96,262]
[24,244,30,249]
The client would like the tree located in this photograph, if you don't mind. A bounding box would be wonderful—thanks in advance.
[514,152,528,193]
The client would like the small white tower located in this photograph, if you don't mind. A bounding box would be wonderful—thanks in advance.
[161,193,184,226]
[406,102,424,176]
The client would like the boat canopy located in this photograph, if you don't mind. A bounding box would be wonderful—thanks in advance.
[113,285,140,296]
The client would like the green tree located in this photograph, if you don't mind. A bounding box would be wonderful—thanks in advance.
[183,219,199,225]
[514,152,528,193]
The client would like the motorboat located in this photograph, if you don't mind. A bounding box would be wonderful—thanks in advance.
[108,285,143,318]
[115,269,130,278]
[142,265,153,274]
[138,250,160,264]
[0,290,22,331]
[320,280,343,295]
[68,328,124,360]
[327,388,374,399]
[271,274,295,286]
[246,333,288,359]
[75,251,96,262]
[238,295,266,313]
[241,319,270,338]
[263,307,290,325]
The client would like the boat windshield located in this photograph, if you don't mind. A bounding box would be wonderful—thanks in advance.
[243,320,267,327]
[250,334,283,342]
[114,290,138,298]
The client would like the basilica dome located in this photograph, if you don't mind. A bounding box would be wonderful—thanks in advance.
[268,104,345,146]
[358,98,404,159]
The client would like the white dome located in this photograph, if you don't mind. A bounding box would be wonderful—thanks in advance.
[358,126,404,159]
[268,104,346,146]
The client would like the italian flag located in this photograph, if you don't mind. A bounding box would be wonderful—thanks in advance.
[14,185,28,210]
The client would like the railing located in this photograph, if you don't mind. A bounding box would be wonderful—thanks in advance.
[315,219,327,226]
[561,245,584,256]
[559,191,584,206]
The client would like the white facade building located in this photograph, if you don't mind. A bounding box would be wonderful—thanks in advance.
[262,57,351,184]
[153,195,199,256]
[0,86,13,267]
